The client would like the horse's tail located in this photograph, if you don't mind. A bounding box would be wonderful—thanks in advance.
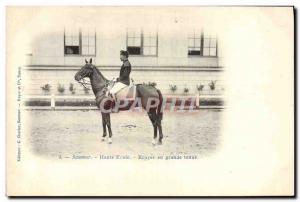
[156,89,163,120]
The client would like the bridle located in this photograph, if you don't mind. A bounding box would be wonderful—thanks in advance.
[77,78,92,90]
[76,66,113,91]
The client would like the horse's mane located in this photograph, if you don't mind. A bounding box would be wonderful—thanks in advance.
[93,65,107,81]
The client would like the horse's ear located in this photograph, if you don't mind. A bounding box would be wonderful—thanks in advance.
[85,59,88,64]
[89,58,92,64]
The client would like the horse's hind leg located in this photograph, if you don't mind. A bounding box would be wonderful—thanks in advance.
[156,110,163,145]
[157,120,163,145]
[101,113,107,141]
[148,112,158,145]
[153,125,158,145]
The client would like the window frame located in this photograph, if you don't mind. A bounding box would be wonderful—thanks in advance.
[188,31,202,56]
[126,29,158,57]
[64,28,96,57]
[188,30,218,58]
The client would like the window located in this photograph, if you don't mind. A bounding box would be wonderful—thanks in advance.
[64,28,96,56]
[203,33,217,56]
[143,31,157,56]
[64,28,80,55]
[188,30,218,57]
[127,29,142,55]
[81,28,96,56]
[188,31,202,56]
[126,29,158,56]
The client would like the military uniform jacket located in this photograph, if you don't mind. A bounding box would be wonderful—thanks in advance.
[119,60,131,85]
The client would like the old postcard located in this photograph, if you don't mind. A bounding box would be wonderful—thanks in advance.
[6,6,294,196]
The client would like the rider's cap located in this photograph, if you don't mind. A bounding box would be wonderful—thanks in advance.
[120,50,129,58]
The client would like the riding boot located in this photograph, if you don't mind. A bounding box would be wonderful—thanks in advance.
[111,94,120,113]
[111,93,117,102]
[105,90,110,97]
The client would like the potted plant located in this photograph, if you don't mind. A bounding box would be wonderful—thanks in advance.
[208,80,217,91]
[147,82,157,87]
[169,84,177,94]
[57,83,65,94]
[69,83,76,94]
[196,84,204,95]
[41,84,51,95]
[183,87,189,94]
[143,82,157,87]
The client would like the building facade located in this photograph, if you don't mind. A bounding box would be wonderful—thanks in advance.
[23,26,224,96]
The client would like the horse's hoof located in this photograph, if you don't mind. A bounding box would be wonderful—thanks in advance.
[158,141,163,145]
[101,137,106,141]
[108,138,112,144]
[152,139,156,146]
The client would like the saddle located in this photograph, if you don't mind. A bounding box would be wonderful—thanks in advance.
[108,79,137,101]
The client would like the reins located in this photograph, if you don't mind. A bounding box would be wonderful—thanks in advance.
[77,78,92,90]
[77,66,114,90]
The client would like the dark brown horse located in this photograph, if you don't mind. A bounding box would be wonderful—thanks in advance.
[74,59,163,145]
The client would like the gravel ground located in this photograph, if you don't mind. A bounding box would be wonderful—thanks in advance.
[25,109,223,158]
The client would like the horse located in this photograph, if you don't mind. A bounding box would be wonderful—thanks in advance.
[74,58,164,145]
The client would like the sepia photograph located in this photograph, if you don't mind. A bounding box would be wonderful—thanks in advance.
[6,6,294,196]
[22,9,224,159]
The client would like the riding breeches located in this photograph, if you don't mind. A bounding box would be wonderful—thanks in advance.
[109,82,127,95]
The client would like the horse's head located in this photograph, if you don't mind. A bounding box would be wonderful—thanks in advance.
[74,58,94,81]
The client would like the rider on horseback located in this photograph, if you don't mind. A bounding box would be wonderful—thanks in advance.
[106,50,131,100]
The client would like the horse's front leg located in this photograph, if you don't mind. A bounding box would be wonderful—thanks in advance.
[101,113,107,141]
[106,113,113,144]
